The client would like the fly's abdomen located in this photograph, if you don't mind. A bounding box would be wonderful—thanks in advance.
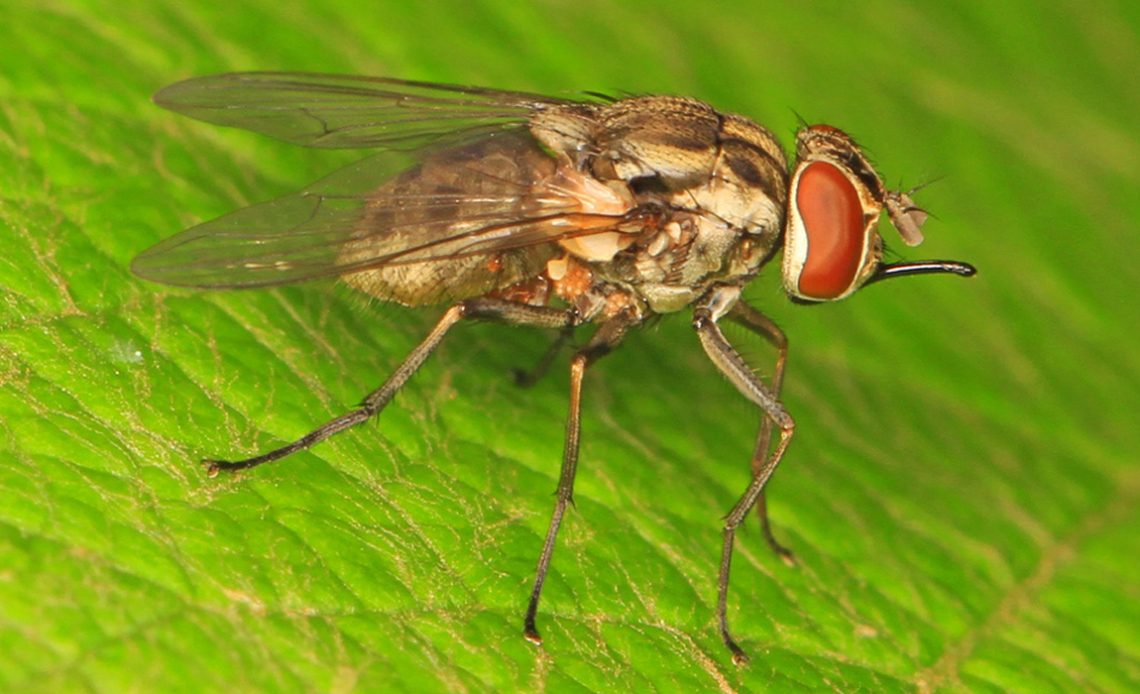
[339,132,562,306]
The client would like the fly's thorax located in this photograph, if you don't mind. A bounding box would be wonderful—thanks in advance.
[530,95,788,202]
[533,97,793,316]
[621,110,787,312]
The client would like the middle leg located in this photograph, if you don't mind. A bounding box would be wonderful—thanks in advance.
[523,309,638,645]
[694,288,796,664]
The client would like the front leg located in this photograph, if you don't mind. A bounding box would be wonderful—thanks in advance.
[729,301,795,564]
[693,286,796,665]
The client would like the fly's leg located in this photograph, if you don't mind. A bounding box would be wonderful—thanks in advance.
[694,287,795,666]
[512,324,576,388]
[729,302,795,565]
[206,298,580,476]
[523,310,637,646]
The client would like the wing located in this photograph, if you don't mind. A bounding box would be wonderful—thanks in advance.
[153,71,590,150]
[133,131,649,296]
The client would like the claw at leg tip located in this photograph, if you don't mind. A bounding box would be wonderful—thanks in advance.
[723,633,750,666]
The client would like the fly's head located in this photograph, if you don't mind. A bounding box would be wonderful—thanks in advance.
[782,125,975,303]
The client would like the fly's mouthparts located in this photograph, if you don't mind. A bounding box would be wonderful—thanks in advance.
[867,259,977,285]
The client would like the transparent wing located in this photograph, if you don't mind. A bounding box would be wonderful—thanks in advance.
[153,71,588,150]
[133,131,649,292]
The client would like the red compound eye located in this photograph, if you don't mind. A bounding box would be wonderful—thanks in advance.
[795,161,865,299]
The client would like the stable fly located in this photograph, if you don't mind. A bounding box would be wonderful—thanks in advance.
[134,72,975,664]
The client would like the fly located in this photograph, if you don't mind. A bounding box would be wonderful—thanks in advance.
[134,72,976,664]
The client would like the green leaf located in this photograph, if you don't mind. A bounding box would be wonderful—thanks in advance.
[2,2,1138,692]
